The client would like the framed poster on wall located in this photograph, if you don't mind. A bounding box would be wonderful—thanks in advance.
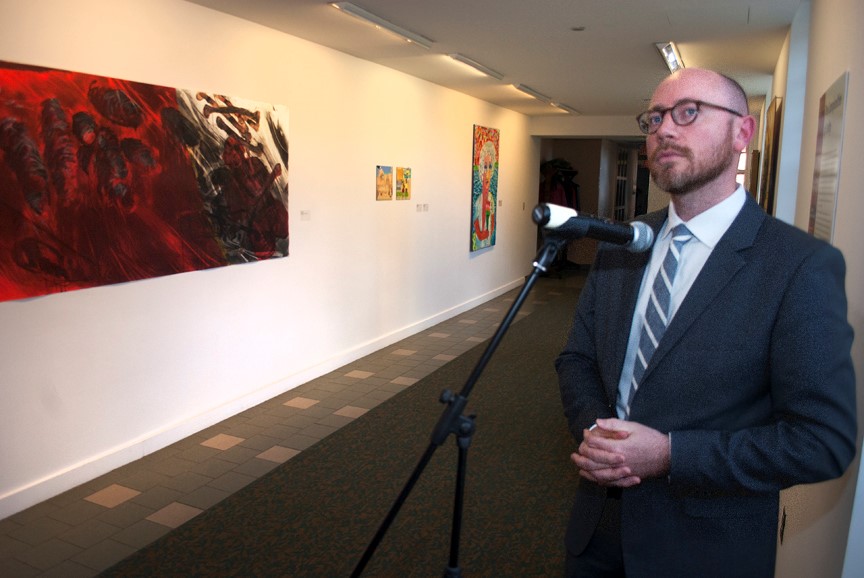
[376,165,393,200]
[395,167,411,200]
[470,125,499,252]
[808,72,849,243]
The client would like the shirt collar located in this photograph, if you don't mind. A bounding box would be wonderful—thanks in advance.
[665,185,746,248]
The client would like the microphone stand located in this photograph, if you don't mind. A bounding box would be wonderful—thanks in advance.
[351,234,569,577]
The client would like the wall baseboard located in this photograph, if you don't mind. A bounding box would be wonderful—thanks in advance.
[0,278,523,521]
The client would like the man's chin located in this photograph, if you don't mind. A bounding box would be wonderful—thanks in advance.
[652,175,695,196]
[651,172,683,194]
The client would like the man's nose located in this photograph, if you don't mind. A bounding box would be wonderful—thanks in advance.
[654,111,678,137]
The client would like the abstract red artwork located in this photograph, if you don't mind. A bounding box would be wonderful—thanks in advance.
[0,60,289,302]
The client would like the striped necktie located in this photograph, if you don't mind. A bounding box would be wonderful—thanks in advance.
[625,224,692,418]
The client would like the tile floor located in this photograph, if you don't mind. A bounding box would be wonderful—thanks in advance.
[0,272,582,577]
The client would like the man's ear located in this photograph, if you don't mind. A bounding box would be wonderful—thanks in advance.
[734,115,757,151]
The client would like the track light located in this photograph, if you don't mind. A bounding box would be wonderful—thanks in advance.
[655,42,684,72]
[513,84,551,104]
[447,53,504,80]
[552,102,581,115]
[331,2,432,49]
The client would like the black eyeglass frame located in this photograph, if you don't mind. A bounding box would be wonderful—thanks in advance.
[636,99,745,135]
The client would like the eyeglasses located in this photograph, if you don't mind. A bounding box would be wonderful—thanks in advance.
[636,99,745,135]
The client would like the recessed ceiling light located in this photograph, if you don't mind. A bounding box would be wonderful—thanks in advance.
[655,41,684,72]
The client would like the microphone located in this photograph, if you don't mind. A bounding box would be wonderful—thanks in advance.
[532,203,655,253]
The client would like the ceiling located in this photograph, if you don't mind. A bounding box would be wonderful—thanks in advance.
[185,0,803,118]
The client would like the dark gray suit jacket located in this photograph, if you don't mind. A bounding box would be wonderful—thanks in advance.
[556,196,856,577]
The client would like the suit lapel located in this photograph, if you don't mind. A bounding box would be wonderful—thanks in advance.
[646,196,765,375]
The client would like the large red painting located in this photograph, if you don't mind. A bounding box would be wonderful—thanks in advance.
[0,60,289,302]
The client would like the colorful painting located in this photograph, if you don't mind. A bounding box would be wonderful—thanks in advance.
[0,60,289,303]
[376,165,393,200]
[471,125,499,251]
[395,167,411,200]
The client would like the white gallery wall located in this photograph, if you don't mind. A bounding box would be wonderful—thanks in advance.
[781,0,864,576]
[0,0,542,518]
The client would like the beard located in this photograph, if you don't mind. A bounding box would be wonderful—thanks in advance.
[648,128,738,196]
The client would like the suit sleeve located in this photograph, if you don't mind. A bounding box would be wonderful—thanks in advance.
[556,263,619,443]
[670,242,857,492]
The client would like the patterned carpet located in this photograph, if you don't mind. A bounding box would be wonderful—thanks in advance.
[103,276,583,577]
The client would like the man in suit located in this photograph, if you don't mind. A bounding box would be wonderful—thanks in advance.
[556,68,857,577]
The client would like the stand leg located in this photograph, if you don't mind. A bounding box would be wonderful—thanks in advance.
[445,415,475,577]
[350,236,567,576]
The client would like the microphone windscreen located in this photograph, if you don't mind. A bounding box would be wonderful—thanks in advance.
[627,221,655,253]
[543,204,578,228]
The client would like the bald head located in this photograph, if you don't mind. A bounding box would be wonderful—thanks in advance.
[653,68,749,116]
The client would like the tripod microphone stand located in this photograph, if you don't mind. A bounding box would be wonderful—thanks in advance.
[351,234,568,577]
